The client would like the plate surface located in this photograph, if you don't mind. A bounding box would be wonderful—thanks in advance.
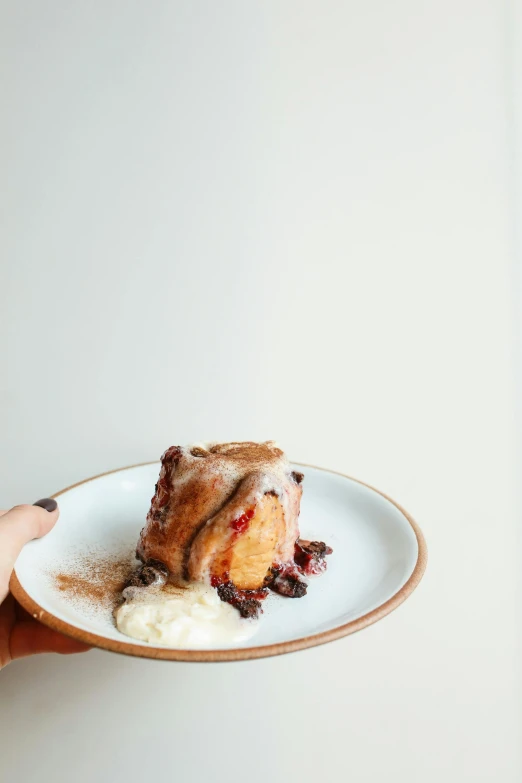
[11,462,427,661]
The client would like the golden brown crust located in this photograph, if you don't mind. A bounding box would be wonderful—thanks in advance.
[137,441,301,588]
[189,492,287,590]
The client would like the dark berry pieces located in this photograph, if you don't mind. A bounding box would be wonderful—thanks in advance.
[124,559,169,589]
[271,570,308,598]
[294,539,333,576]
[214,579,268,619]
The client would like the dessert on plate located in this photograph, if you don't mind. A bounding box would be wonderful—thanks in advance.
[116,441,332,646]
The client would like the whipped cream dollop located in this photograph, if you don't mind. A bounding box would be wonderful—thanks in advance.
[115,583,259,648]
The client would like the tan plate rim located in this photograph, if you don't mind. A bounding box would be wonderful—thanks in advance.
[10,461,428,662]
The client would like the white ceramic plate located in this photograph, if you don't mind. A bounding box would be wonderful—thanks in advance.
[11,462,427,661]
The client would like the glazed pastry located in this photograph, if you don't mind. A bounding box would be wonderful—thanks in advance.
[131,441,332,617]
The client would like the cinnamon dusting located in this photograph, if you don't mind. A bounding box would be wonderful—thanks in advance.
[51,552,136,617]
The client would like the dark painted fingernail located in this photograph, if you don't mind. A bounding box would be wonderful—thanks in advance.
[33,498,58,512]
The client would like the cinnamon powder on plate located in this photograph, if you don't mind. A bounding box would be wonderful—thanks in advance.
[50,551,136,618]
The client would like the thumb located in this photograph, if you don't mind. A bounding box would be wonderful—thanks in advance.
[0,500,59,603]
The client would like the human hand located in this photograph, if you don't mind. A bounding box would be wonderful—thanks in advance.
[0,499,90,668]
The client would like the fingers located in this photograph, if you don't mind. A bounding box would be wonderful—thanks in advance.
[0,501,60,602]
[0,501,59,545]
[1,598,91,668]
[0,594,16,668]
[14,601,34,622]
[0,501,90,664]
[9,619,91,660]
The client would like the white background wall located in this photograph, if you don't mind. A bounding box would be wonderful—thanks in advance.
[1,2,519,781]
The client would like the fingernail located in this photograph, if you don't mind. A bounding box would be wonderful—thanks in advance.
[33,498,58,513]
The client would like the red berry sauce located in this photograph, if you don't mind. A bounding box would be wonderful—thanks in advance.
[230,507,255,535]
[294,540,333,576]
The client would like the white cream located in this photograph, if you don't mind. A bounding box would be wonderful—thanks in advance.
[115,584,258,648]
